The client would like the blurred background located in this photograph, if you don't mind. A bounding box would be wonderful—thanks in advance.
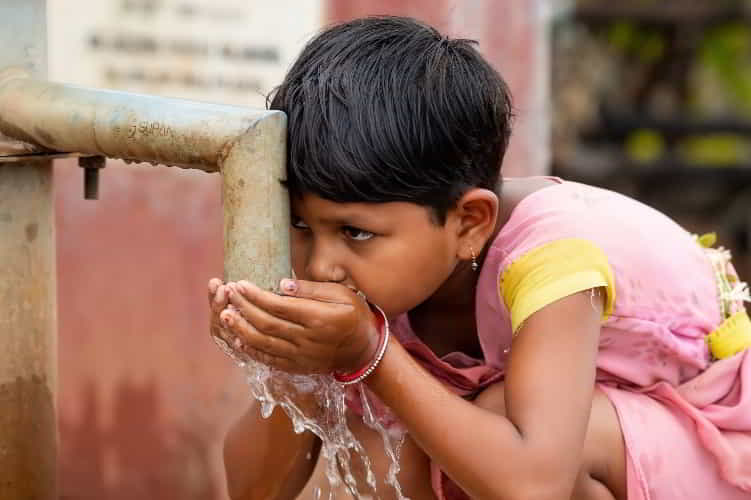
[44,0,750,498]
[552,0,751,279]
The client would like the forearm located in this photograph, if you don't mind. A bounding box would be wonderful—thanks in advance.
[366,341,577,500]
[224,401,321,500]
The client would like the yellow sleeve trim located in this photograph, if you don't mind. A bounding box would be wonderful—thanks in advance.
[501,238,616,334]
[707,310,751,360]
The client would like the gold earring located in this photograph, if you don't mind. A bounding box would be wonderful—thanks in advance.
[470,247,478,272]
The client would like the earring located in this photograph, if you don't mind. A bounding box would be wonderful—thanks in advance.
[470,247,479,272]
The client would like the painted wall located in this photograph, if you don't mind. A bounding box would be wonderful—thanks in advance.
[52,1,550,498]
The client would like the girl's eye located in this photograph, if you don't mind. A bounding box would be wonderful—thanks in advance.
[291,217,310,230]
[343,226,374,241]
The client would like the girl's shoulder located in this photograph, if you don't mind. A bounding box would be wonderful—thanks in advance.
[492,177,697,263]
[481,177,719,332]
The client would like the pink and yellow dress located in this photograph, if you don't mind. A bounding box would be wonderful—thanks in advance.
[372,178,751,499]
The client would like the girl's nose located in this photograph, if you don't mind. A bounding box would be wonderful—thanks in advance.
[305,242,346,283]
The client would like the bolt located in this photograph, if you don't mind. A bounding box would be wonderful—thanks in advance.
[78,156,106,200]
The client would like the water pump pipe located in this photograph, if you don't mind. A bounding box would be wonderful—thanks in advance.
[0,70,291,286]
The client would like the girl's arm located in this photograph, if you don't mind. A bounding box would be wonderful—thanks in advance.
[223,400,321,500]
[367,289,602,500]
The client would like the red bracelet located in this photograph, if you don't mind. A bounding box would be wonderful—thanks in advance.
[333,303,390,385]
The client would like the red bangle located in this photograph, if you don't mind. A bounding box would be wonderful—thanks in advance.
[333,303,390,385]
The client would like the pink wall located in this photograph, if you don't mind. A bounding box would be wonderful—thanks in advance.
[56,160,245,499]
[56,2,549,498]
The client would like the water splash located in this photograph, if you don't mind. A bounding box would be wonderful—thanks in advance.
[214,336,409,499]
[359,385,408,500]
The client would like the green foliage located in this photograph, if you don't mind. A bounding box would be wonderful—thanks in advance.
[700,23,751,116]
[678,134,751,165]
[626,129,665,163]
[607,22,665,63]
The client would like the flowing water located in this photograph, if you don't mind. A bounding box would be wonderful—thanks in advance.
[213,337,409,499]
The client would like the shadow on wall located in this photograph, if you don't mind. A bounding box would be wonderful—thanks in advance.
[59,378,217,500]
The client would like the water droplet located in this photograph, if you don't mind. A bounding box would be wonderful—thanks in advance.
[260,401,274,419]
[293,418,304,434]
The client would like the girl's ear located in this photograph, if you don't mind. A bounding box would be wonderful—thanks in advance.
[450,188,499,261]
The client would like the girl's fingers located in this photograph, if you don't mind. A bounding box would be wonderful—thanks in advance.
[211,330,236,357]
[208,278,222,296]
[244,347,303,374]
[227,283,306,344]
[278,278,355,304]
[234,280,348,328]
[210,283,229,314]
[208,278,224,307]
[221,308,298,360]
[213,322,234,345]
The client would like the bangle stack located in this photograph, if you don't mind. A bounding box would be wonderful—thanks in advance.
[333,303,390,385]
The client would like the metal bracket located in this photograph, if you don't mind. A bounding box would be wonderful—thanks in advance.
[0,152,82,163]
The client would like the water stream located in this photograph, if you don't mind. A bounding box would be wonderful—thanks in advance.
[214,337,409,499]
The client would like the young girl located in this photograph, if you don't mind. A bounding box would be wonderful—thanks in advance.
[208,16,751,500]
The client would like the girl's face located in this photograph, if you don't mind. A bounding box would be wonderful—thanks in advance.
[290,193,461,318]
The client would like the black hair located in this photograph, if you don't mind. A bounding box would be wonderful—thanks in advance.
[268,16,513,223]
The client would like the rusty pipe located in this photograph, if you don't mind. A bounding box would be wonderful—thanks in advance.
[0,71,282,172]
[0,2,57,498]
[0,157,57,500]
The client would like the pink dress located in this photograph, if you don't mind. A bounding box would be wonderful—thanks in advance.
[360,179,751,499]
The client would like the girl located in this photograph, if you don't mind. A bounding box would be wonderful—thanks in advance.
[209,16,751,500]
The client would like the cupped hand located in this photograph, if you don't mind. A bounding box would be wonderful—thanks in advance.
[208,278,230,342]
[207,278,253,362]
[219,279,380,375]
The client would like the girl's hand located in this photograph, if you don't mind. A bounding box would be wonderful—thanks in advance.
[220,279,380,375]
[208,278,254,362]
[208,278,231,346]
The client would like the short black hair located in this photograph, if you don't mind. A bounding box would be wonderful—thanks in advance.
[268,16,513,223]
